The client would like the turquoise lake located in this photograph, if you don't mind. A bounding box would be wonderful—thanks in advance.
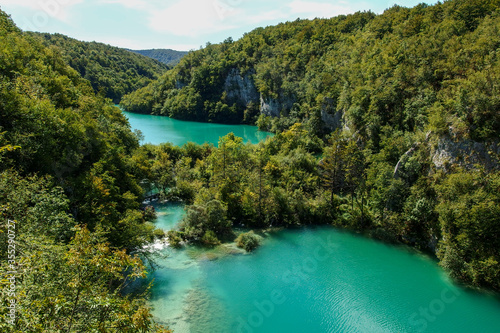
[122,111,272,146]
[123,111,500,333]
[147,203,500,333]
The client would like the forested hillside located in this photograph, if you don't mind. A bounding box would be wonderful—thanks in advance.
[122,0,500,292]
[31,32,169,103]
[128,48,188,66]
[122,0,500,142]
[0,11,169,332]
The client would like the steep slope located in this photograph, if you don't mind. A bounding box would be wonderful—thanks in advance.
[122,0,500,142]
[0,10,168,332]
[128,48,188,65]
[30,32,169,103]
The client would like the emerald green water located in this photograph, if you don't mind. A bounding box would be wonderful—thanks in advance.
[125,112,500,332]
[122,111,272,145]
[148,203,500,333]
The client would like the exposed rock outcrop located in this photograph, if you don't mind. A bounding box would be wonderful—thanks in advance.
[220,67,297,118]
[432,137,499,171]
[393,144,419,179]
[320,97,343,131]
[223,68,295,117]
[260,95,294,117]
[223,68,259,106]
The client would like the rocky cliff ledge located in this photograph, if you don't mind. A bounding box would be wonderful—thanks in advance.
[432,137,499,171]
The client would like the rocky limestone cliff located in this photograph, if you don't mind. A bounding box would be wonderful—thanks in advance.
[260,95,295,118]
[222,67,295,118]
[432,137,499,171]
[223,68,259,106]
[320,97,343,131]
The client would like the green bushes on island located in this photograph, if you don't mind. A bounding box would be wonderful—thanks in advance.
[180,200,233,246]
[167,230,184,248]
[236,231,261,252]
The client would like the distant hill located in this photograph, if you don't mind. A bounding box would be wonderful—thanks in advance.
[30,32,170,103]
[127,48,188,66]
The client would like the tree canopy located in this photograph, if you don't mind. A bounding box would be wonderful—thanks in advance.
[122,0,500,143]
[31,32,169,103]
[0,10,169,332]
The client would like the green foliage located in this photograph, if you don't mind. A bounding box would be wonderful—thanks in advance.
[180,200,232,245]
[122,0,500,142]
[143,205,157,221]
[2,0,500,304]
[436,168,500,291]
[235,231,261,252]
[0,171,74,242]
[128,48,188,66]
[31,32,169,103]
[0,226,170,332]
[0,10,169,331]
[167,230,183,248]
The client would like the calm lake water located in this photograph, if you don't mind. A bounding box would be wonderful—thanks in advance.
[122,111,272,145]
[147,203,500,333]
[124,112,500,333]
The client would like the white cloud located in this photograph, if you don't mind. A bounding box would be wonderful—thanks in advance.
[149,0,241,37]
[243,9,289,25]
[100,0,150,10]
[288,0,356,19]
[1,0,40,9]
[2,0,84,23]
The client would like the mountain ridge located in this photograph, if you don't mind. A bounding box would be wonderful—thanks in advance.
[127,48,188,66]
[30,32,170,103]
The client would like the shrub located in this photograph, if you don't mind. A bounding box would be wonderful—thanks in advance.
[153,228,165,239]
[167,230,183,248]
[235,231,261,252]
[143,205,157,221]
[201,230,221,247]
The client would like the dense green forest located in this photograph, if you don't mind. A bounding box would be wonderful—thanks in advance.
[122,0,500,142]
[0,10,170,332]
[1,0,500,331]
[122,0,500,292]
[31,32,169,103]
[127,49,188,66]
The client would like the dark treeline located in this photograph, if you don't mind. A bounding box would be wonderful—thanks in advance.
[0,10,170,332]
[127,48,189,66]
[31,32,170,104]
[123,0,500,292]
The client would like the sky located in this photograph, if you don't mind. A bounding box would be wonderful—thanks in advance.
[1,0,437,51]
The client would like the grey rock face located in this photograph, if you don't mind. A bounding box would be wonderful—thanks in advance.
[320,97,343,131]
[223,68,259,106]
[260,95,294,117]
[432,137,499,171]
